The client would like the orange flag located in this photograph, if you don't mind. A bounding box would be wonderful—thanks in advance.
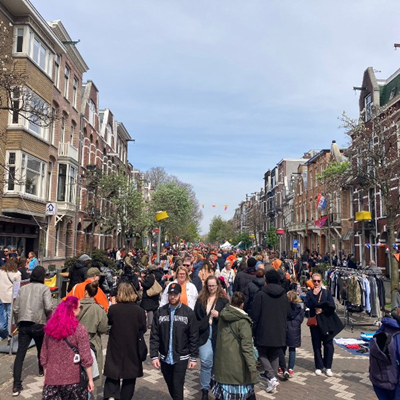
[212,205,216,207]
[224,205,228,211]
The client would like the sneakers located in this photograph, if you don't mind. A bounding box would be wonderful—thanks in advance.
[38,366,44,377]
[277,367,284,374]
[315,369,322,376]
[325,369,333,377]
[12,387,22,397]
[265,377,279,393]
[259,372,269,383]
[288,369,294,377]
[283,370,290,380]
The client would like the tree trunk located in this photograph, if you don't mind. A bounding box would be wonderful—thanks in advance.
[388,217,399,310]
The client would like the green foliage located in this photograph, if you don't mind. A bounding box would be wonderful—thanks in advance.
[231,232,252,248]
[317,161,350,183]
[208,216,235,244]
[150,182,200,241]
[265,226,279,249]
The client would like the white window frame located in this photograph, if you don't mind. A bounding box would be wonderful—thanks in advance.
[5,151,46,199]
[365,94,372,122]
[57,163,76,203]
[54,54,60,89]
[72,77,78,108]
[88,100,96,126]
[64,66,70,99]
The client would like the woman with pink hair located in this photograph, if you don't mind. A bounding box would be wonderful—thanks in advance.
[40,296,94,399]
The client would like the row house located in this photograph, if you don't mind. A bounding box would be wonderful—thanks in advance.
[351,67,400,276]
[0,0,132,267]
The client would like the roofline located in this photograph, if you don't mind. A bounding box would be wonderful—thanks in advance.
[116,122,131,141]
[304,149,330,165]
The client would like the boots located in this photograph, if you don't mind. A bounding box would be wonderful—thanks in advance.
[201,389,209,399]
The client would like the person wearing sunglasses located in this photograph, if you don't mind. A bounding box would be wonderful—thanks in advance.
[305,273,343,377]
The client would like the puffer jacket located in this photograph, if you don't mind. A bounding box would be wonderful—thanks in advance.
[214,305,257,385]
[13,282,53,325]
[243,276,265,314]
[286,303,304,348]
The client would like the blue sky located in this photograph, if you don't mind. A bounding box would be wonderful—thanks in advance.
[33,0,400,233]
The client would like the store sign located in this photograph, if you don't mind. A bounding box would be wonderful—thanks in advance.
[45,203,57,215]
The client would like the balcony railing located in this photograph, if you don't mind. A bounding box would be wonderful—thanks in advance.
[58,142,78,161]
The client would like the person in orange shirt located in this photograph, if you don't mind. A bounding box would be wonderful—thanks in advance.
[271,257,282,271]
[66,267,109,312]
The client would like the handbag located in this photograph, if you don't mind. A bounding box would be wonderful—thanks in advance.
[138,332,148,361]
[227,323,258,361]
[64,338,89,389]
[146,278,163,297]
[307,290,323,327]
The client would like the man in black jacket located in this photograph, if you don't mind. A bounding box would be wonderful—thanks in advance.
[251,269,291,394]
[233,257,258,294]
[67,253,91,292]
[150,283,198,400]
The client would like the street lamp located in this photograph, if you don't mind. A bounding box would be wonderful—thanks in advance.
[155,211,169,263]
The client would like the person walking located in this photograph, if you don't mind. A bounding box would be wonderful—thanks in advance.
[12,266,53,396]
[243,268,265,315]
[77,281,108,388]
[278,291,305,378]
[305,273,343,377]
[41,296,94,399]
[219,261,236,298]
[103,283,147,400]
[26,251,38,273]
[140,269,160,329]
[212,292,257,400]
[194,276,228,399]
[160,266,198,310]
[67,254,92,292]
[150,283,199,400]
[0,258,21,340]
[233,258,258,294]
[251,269,291,393]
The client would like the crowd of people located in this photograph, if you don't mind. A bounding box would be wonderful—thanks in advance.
[2,244,399,399]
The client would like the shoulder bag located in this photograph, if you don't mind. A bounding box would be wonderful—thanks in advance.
[146,277,163,297]
[64,338,89,389]
[306,290,323,327]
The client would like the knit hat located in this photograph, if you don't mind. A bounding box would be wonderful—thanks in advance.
[247,257,257,269]
[30,266,45,284]
[78,254,91,262]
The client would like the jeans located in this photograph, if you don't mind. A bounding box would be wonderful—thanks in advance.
[13,322,44,389]
[310,326,334,370]
[161,360,188,400]
[199,326,213,391]
[146,311,154,327]
[227,284,233,298]
[257,346,280,380]
[373,384,400,400]
[103,377,136,400]
[287,347,296,370]
[0,302,11,339]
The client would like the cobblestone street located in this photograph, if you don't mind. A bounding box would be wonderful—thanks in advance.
[0,315,378,400]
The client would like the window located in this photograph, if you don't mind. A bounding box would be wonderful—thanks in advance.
[88,100,95,126]
[16,28,24,52]
[5,152,46,198]
[61,117,65,143]
[72,77,78,108]
[7,152,16,191]
[49,107,56,145]
[11,88,20,124]
[364,94,372,122]
[57,164,67,201]
[47,162,53,201]
[54,55,60,88]
[389,87,397,101]
[32,37,48,72]
[57,164,76,203]
[106,124,112,145]
[64,66,70,99]
[70,123,75,144]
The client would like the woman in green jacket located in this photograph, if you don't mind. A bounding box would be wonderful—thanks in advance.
[212,292,257,400]
[78,281,108,386]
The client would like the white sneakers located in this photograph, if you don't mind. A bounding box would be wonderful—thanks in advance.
[315,368,333,377]
[325,369,333,377]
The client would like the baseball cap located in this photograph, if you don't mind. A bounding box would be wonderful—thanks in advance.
[168,283,182,294]
[78,254,92,262]
[87,267,105,278]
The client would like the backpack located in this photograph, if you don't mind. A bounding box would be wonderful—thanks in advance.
[369,330,400,390]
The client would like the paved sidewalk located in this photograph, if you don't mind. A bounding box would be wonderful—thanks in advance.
[0,320,378,399]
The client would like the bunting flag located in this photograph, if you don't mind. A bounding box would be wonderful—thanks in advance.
[212,205,216,207]
[224,205,228,211]
[316,194,327,210]
[315,216,328,228]
[201,204,204,208]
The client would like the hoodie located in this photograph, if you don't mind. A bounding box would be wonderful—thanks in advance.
[67,260,88,292]
[243,276,265,314]
[251,283,291,347]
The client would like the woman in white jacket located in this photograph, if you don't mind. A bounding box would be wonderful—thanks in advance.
[219,261,236,298]
[0,258,21,339]
[160,266,198,310]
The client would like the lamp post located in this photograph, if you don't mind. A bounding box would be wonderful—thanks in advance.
[155,211,169,263]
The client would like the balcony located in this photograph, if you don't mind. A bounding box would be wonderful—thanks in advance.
[57,201,76,215]
[58,143,78,162]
